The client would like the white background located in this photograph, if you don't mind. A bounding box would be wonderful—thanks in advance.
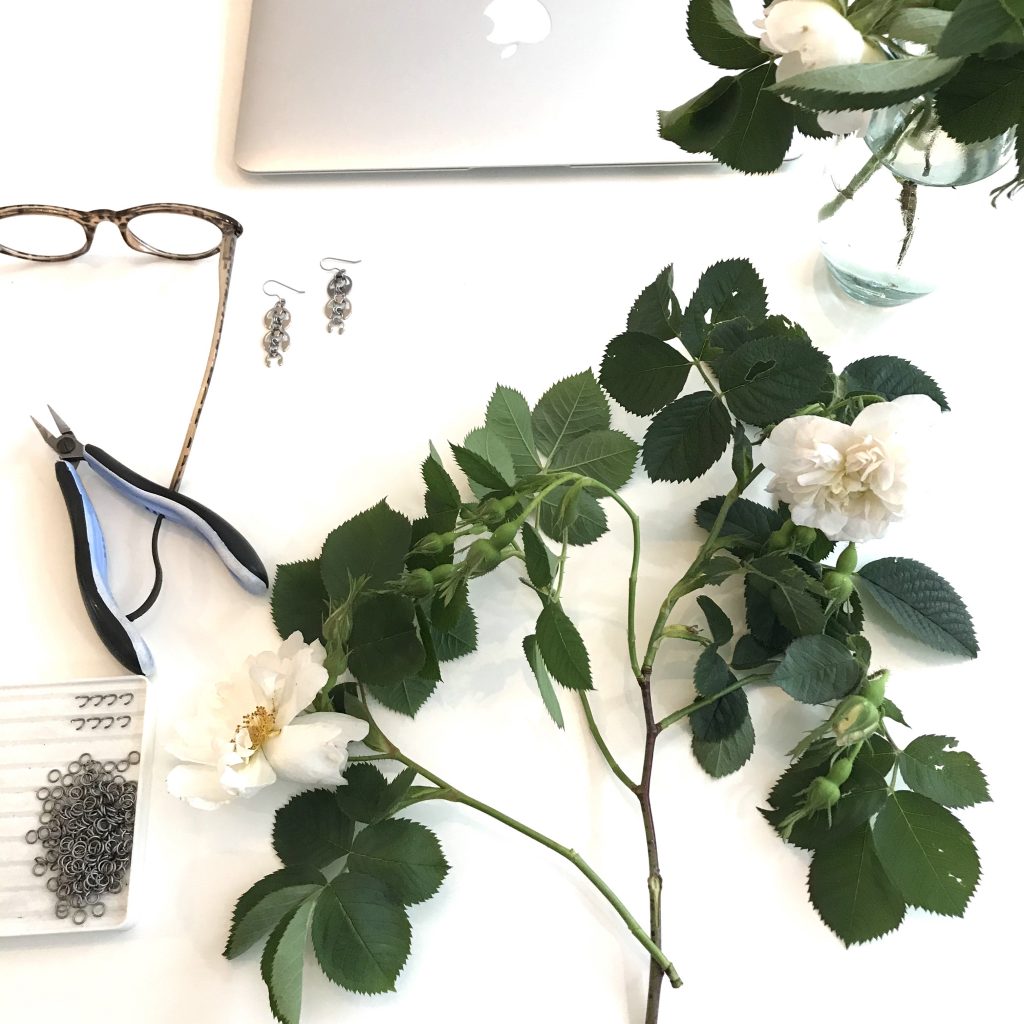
[1,3,1022,1022]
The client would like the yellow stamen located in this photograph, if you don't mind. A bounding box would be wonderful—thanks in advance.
[241,705,279,750]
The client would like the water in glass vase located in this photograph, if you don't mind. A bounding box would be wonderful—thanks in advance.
[818,101,1015,306]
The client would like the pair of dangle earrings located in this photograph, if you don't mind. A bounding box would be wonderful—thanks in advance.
[261,257,360,367]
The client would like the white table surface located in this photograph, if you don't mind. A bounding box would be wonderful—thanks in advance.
[2,3,1021,1022]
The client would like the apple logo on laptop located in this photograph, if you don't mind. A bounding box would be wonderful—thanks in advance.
[484,0,552,59]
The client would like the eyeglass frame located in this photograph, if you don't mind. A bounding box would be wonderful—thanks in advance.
[0,203,242,262]
[0,202,243,492]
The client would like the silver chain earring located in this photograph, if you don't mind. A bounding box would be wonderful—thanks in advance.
[262,280,304,367]
[321,257,361,334]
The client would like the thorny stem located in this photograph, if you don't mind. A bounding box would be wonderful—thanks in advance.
[638,667,665,1024]
[817,99,930,223]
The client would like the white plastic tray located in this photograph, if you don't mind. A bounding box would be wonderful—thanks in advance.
[0,675,155,936]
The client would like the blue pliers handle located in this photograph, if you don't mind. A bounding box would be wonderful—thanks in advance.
[33,407,268,676]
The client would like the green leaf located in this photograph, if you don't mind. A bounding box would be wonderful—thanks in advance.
[679,259,769,358]
[808,825,906,947]
[320,502,411,602]
[697,595,733,646]
[686,0,767,69]
[773,56,963,112]
[600,332,690,416]
[261,897,318,1024]
[312,872,411,994]
[856,557,978,658]
[936,54,1024,143]
[272,560,328,643]
[744,574,794,654]
[879,697,908,727]
[371,675,438,717]
[539,486,608,546]
[872,791,981,916]
[273,791,354,868]
[535,602,593,691]
[225,866,327,959]
[521,523,556,589]
[429,600,478,661]
[861,734,896,778]
[695,495,785,549]
[451,440,513,495]
[336,764,390,824]
[710,63,796,174]
[770,762,889,851]
[642,392,732,482]
[349,594,426,688]
[936,0,1017,56]
[431,578,468,633]
[888,9,953,47]
[731,633,773,670]
[422,451,461,524]
[840,355,949,410]
[718,336,831,426]
[659,76,743,154]
[698,555,740,588]
[691,649,747,741]
[626,265,682,340]
[693,714,755,778]
[486,385,540,477]
[749,554,827,637]
[463,427,516,499]
[348,818,449,906]
[771,635,862,705]
[549,429,639,489]
[532,371,610,460]
[523,634,565,729]
[898,736,991,809]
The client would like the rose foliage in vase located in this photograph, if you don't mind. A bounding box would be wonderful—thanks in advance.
[195,260,987,1024]
[664,0,1024,200]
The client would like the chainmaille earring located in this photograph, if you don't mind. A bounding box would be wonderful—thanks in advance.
[262,280,304,367]
[320,257,361,334]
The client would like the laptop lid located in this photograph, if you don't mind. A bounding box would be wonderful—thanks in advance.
[235,0,715,174]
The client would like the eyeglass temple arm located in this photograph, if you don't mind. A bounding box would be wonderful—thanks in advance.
[168,233,237,493]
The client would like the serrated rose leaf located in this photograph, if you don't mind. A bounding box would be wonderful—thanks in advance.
[348,818,450,906]
[897,735,991,809]
[872,791,981,916]
[808,825,906,947]
[311,872,411,994]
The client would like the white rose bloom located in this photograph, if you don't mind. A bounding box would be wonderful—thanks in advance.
[166,632,369,809]
[759,395,937,542]
[760,0,885,134]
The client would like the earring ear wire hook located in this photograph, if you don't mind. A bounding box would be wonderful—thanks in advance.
[263,280,305,300]
[320,257,362,270]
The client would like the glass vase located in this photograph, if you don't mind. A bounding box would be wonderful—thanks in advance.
[817,100,1015,306]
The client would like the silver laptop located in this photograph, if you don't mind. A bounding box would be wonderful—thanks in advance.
[235,0,714,174]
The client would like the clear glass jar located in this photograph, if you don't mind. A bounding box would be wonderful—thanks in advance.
[818,100,1015,306]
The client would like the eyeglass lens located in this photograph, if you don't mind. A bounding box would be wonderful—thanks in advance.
[0,213,87,258]
[0,210,224,259]
[125,213,223,257]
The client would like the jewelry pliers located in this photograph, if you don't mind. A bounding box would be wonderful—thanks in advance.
[32,407,268,677]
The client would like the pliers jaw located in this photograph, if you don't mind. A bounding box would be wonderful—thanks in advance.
[31,406,85,461]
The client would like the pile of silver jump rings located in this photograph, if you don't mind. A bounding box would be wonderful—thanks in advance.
[25,751,140,926]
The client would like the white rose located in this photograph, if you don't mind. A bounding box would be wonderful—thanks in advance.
[759,395,938,542]
[166,632,369,809]
[760,0,885,134]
